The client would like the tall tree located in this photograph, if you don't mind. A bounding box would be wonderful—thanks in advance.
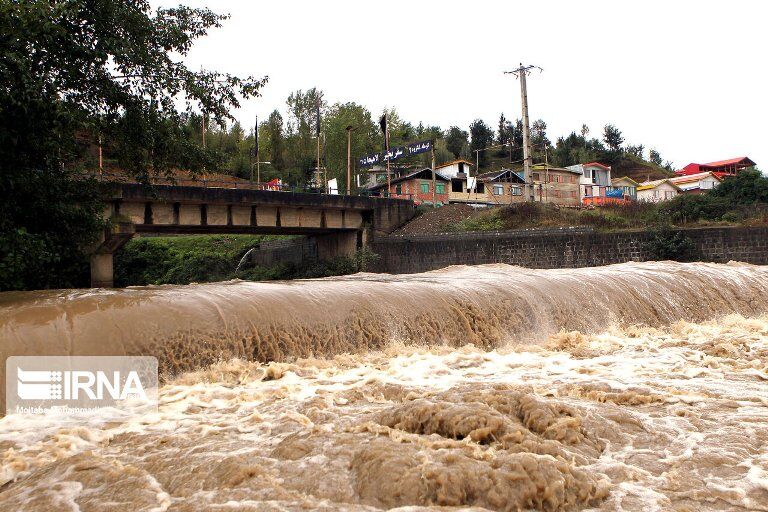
[603,124,625,152]
[266,110,286,173]
[469,119,495,168]
[285,88,325,182]
[649,149,663,167]
[0,0,265,290]
[322,102,378,188]
[444,126,469,160]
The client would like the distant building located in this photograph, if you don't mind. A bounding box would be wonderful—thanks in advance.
[450,169,526,206]
[367,168,450,205]
[610,176,639,201]
[636,179,681,202]
[435,159,474,179]
[566,162,613,203]
[669,171,722,194]
[675,157,756,179]
[361,164,419,188]
[531,165,581,206]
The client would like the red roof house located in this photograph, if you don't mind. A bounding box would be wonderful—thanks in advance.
[676,157,756,179]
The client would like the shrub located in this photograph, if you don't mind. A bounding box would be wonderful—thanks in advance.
[643,228,700,262]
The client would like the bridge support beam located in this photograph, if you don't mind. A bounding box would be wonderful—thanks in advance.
[314,231,360,260]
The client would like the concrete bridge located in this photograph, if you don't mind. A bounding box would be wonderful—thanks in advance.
[91,183,416,287]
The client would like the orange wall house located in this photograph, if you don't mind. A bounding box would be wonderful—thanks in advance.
[368,168,450,205]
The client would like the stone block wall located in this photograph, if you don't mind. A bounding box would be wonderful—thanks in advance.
[368,226,768,274]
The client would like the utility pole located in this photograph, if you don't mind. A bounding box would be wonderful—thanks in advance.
[201,112,206,149]
[255,115,261,184]
[98,134,103,177]
[505,64,542,201]
[383,114,391,196]
[431,141,436,205]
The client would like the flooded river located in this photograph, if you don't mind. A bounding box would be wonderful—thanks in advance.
[1,262,767,510]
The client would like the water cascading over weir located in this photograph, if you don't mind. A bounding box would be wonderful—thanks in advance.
[2,261,768,399]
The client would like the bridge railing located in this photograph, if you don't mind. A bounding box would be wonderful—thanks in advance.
[86,172,415,201]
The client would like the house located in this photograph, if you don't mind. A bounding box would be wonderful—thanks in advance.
[450,169,526,205]
[610,176,638,201]
[675,157,756,179]
[435,159,474,179]
[361,164,419,188]
[669,171,721,194]
[531,165,581,206]
[367,168,450,205]
[636,179,681,202]
[566,162,613,203]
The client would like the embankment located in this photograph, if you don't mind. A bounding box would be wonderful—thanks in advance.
[369,226,768,273]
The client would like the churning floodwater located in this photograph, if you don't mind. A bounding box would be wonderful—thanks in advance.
[1,262,768,510]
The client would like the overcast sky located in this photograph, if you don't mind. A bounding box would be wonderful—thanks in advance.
[157,0,767,170]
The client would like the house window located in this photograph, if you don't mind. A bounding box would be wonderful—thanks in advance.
[493,184,504,195]
[436,183,445,194]
[420,182,429,194]
[584,186,593,197]
[476,182,485,193]
[570,176,576,184]
[532,173,540,181]
[665,191,674,199]
[452,180,463,192]
[511,186,521,196]
[395,184,402,195]
[571,191,577,198]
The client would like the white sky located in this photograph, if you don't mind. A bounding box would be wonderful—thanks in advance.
[157,0,767,169]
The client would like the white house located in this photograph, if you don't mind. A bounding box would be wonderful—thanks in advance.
[434,159,474,179]
[566,162,612,202]
[636,179,682,202]
[669,171,721,194]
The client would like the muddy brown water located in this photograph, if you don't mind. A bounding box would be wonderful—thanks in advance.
[1,261,767,510]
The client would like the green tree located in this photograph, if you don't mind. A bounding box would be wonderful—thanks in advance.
[0,0,265,290]
[469,119,495,168]
[445,126,469,159]
[649,149,663,167]
[322,102,379,191]
[285,88,325,183]
[265,110,287,173]
[603,124,625,152]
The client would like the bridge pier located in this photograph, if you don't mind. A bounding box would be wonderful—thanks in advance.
[90,253,115,288]
[88,221,136,288]
[314,230,360,260]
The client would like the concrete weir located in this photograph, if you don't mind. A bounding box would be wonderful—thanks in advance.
[90,183,415,287]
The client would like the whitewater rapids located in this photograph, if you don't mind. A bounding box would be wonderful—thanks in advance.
[1,261,768,510]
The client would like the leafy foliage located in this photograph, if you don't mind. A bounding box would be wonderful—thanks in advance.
[643,228,700,262]
[469,119,495,168]
[115,235,378,285]
[0,0,265,290]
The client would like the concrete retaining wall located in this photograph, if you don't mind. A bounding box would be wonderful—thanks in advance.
[368,226,768,273]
